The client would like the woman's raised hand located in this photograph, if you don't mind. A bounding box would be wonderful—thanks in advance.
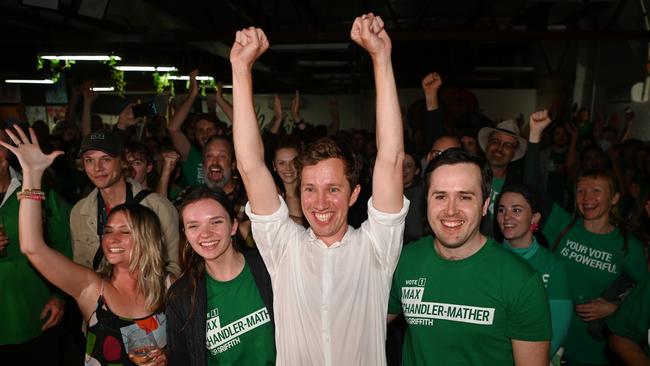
[0,125,63,174]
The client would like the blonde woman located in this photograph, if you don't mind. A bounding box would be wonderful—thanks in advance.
[1,125,168,366]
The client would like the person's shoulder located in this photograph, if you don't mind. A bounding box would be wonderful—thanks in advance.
[486,240,537,275]
[534,244,568,273]
[626,233,645,250]
[168,272,197,300]
[71,188,97,214]
[401,236,434,258]
[242,247,264,262]
[135,183,176,212]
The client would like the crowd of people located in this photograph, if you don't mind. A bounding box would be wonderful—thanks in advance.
[0,12,649,366]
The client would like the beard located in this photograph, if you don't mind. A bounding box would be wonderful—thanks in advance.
[205,164,231,190]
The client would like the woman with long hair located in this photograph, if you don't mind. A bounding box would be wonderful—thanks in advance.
[166,187,275,365]
[495,183,572,360]
[1,126,167,366]
[271,137,304,226]
[526,111,647,365]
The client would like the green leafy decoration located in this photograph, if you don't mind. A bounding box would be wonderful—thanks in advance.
[36,57,75,83]
[102,56,125,96]
[152,72,174,95]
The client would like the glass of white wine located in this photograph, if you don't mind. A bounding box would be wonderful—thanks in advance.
[125,329,160,365]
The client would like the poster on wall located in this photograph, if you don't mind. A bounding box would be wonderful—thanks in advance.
[45,77,68,104]
[25,106,47,124]
[46,105,67,123]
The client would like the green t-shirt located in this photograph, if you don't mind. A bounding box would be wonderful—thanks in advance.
[504,238,572,356]
[543,204,648,364]
[0,186,72,344]
[504,238,571,301]
[206,262,275,365]
[389,236,551,366]
[488,177,506,217]
[606,274,650,358]
[181,145,204,187]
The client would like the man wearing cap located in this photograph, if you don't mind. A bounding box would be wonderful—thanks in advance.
[70,130,181,275]
[477,120,527,236]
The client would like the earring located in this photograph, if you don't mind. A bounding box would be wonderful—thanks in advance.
[530,223,539,233]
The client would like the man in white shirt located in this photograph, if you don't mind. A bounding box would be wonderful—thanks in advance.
[230,14,408,366]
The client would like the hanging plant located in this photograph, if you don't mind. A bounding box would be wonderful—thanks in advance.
[36,57,75,83]
[102,56,125,96]
[153,72,174,95]
[184,77,217,97]
[201,78,217,97]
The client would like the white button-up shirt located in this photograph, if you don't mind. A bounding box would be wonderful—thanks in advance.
[246,196,409,366]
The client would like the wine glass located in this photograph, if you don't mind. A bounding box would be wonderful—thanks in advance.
[125,329,160,365]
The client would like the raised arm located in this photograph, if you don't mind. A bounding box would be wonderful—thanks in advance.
[268,94,283,134]
[564,122,579,182]
[215,81,234,123]
[80,80,97,136]
[351,14,403,213]
[421,72,445,153]
[422,72,441,111]
[156,149,180,198]
[618,108,635,143]
[1,127,100,305]
[168,69,200,161]
[230,27,280,215]
[525,110,554,223]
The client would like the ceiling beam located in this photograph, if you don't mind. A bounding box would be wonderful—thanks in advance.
[3,29,650,46]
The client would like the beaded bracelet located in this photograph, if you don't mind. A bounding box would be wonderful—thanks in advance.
[17,189,46,201]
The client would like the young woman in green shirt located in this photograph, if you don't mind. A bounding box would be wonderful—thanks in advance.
[495,183,572,360]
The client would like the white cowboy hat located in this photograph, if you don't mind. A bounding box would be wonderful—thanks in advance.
[477,120,527,161]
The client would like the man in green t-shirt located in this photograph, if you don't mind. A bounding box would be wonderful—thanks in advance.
[477,120,527,236]
[607,274,650,365]
[167,70,230,188]
[388,148,551,365]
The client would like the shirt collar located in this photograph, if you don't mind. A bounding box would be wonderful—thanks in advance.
[1,167,22,207]
[307,225,353,248]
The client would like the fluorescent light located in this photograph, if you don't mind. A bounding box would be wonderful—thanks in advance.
[116,66,156,72]
[5,79,55,84]
[115,66,178,72]
[90,87,114,92]
[40,55,122,61]
[167,75,214,81]
[271,43,350,51]
[220,84,232,89]
[155,66,178,72]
